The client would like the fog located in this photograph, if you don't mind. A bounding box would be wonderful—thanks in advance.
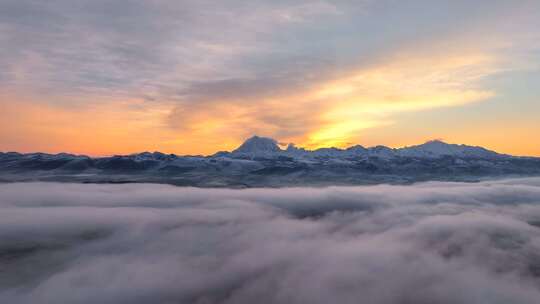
[2,179,540,303]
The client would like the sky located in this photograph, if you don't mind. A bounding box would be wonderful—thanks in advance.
[0,0,539,156]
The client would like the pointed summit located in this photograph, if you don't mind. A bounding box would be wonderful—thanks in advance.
[233,136,282,154]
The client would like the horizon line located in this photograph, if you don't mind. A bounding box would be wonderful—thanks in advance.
[2,136,531,158]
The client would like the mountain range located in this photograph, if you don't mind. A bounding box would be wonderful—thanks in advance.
[1,136,539,187]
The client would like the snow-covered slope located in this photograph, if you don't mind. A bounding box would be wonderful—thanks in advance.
[398,140,502,159]
[232,136,282,157]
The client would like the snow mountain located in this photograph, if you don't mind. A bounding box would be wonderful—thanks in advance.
[398,140,502,159]
[227,136,505,160]
[232,136,282,155]
[1,136,538,187]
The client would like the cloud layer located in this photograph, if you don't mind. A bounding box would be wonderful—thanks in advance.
[2,178,540,303]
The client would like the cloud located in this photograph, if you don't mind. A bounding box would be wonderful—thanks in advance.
[168,49,500,149]
[0,0,343,100]
[2,178,540,303]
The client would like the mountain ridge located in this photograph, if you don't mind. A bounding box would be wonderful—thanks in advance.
[2,135,539,187]
[225,135,507,160]
[0,135,516,159]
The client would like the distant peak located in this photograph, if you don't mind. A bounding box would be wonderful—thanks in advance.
[233,135,281,154]
[400,139,501,158]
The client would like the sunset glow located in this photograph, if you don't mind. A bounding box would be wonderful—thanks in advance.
[2,3,540,302]
[1,1,539,156]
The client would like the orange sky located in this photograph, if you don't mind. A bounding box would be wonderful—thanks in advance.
[1,1,539,156]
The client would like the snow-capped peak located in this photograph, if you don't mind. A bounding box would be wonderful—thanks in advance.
[233,136,282,155]
[398,140,500,158]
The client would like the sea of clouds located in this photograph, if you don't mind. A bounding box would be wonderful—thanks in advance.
[2,178,540,303]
